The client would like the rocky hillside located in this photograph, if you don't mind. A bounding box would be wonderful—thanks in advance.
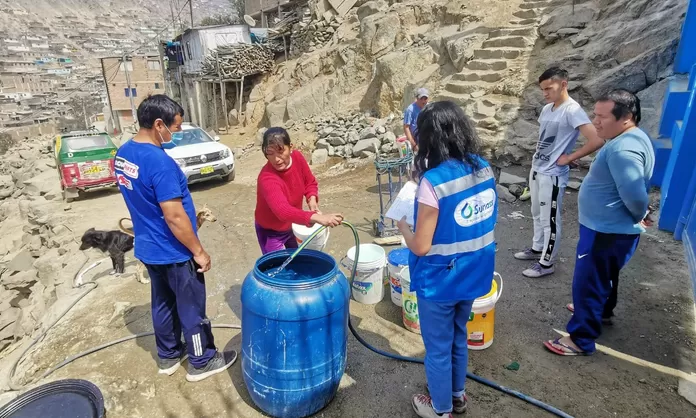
[244,0,687,163]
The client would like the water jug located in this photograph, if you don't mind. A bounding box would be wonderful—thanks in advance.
[241,249,350,418]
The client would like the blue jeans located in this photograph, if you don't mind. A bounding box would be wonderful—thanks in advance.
[145,259,217,368]
[418,298,475,414]
[567,225,640,353]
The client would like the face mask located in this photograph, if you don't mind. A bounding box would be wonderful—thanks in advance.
[157,120,176,149]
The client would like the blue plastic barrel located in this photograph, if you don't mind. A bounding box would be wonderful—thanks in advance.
[241,249,351,418]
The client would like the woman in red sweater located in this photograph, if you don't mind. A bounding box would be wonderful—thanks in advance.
[255,127,343,254]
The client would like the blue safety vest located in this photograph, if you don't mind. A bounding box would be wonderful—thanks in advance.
[408,157,497,301]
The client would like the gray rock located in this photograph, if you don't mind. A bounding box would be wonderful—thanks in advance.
[360,127,378,140]
[344,144,354,157]
[33,248,63,288]
[304,122,315,131]
[326,136,347,146]
[512,119,539,139]
[7,250,35,273]
[347,130,360,144]
[353,138,380,157]
[327,145,336,157]
[320,126,335,138]
[557,28,581,36]
[18,150,34,160]
[255,128,268,146]
[382,131,397,145]
[2,269,38,290]
[571,35,589,48]
[496,184,517,203]
[376,126,387,135]
[539,5,597,39]
[315,139,331,151]
[498,171,527,186]
[311,149,329,165]
[508,184,525,197]
[357,0,386,22]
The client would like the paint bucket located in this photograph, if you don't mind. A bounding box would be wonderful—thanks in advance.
[387,248,410,306]
[292,223,330,251]
[399,267,420,334]
[467,272,503,350]
[343,244,386,305]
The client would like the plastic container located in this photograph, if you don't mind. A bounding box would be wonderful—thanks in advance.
[241,249,351,418]
[0,379,105,418]
[399,267,420,334]
[396,136,412,158]
[343,244,386,305]
[292,223,330,251]
[387,248,410,306]
[467,272,503,350]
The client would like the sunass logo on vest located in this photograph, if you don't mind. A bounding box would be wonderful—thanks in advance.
[454,188,495,227]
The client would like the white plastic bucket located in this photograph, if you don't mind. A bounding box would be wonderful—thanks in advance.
[292,223,330,251]
[344,244,386,305]
[387,248,410,306]
[400,267,420,334]
[467,272,503,350]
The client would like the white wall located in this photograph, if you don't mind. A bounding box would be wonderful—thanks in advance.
[182,26,251,75]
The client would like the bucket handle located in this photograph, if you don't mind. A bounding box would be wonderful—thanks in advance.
[493,271,503,302]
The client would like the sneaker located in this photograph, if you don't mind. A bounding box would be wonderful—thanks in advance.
[158,344,188,376]
[452,395,468,414]
[185,349,238,382]
[519,187,531,201]
[522,262,555,278]
[514,248,542,261]
[412,394,453,418]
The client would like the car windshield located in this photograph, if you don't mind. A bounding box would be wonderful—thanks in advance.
[65,135,110,151]
[172,128,214,146]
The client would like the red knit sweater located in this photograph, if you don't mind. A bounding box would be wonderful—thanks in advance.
[255,150,319,231]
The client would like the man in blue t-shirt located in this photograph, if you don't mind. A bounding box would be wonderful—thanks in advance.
[403,87,429,152]
[115,95,236,382]
[543,90,655,357]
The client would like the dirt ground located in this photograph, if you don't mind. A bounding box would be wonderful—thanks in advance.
[6,132,696,418]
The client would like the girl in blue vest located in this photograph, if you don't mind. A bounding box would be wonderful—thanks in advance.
[398,101,497,418]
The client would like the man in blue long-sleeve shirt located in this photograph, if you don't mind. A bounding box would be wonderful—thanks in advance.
[544,89,655,356]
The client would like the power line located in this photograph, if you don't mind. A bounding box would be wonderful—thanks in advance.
[0,1,192,133]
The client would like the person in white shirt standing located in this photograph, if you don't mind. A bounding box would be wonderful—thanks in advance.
[514,67,604,278]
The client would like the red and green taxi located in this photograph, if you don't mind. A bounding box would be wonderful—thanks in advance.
[53,130,118,201]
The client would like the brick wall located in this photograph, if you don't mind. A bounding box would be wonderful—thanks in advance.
[102,56,165,112]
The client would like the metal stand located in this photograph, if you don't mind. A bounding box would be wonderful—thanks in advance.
[372,152,414,238]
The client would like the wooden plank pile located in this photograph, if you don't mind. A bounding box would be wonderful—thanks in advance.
[201,44,274,79]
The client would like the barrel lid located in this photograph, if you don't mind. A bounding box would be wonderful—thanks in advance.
[0,379,104,418]
[388,248,410,266]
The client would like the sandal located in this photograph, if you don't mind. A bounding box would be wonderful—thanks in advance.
[543,338,591,356]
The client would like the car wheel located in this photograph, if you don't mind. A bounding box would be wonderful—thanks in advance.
[223,170,235,182]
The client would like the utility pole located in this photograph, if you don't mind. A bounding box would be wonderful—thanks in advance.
[189,0,194,28]
[122,55,137,126]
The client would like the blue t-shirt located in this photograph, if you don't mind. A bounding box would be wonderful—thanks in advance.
[115,140,198,265]
[578,128,655,235]
[403,102,421,143]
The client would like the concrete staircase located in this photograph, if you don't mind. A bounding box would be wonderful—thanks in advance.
[435,0,553,144]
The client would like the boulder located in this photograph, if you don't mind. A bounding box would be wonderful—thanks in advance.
[508,184,525,197]
[286,79,340,121]
[498,171,527,186]
[637,76,675,138]
[571,35,589,48]
[315,139,331,151]
[353,138,381,157]
[360,127,378,140]
[539,5,598,39]
[372,48,436,114]
[360,13,401,56]
[496,184,517,203]
[326,136,347,146]
[511,119,539,140]
[23,170,61,198]
[33,248,64,288]
[584,39,678,99]
[357,0,386,22]
[255,128,268,146]
[1,269,38,291]
[311,149,329,165]
[228,109,240,126]
[7,250,36,273]
[347,130,360,144]
[265,99,288,127]
[382,131,397,144]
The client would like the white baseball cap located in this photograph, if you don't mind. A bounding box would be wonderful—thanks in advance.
[416,88,430,99]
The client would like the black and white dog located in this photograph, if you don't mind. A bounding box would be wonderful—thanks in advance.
[79,228,134,276]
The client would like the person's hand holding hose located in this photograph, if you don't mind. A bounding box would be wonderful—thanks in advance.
[311,212,343,227]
